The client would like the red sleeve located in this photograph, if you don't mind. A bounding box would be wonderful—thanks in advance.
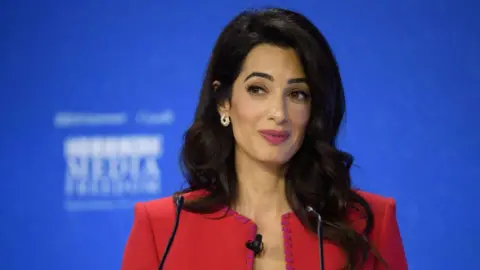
[375,199,408,270]
[121,202,160,270]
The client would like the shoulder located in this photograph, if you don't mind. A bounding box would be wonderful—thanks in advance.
[137,189,208,225]
[346,189,398,234]
[354,189,397,217]
[350,189,399,234]
[122,194,180,269]
[138,195,175,220]
[352,189,408,269]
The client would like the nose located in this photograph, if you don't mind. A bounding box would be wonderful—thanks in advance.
[268,96,288,124]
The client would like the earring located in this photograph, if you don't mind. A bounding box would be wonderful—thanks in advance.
[220,114,230,127]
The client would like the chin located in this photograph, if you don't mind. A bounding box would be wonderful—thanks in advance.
[255,152,292,166]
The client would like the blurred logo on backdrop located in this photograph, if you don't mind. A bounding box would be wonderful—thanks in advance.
[55,111,174,212]
[54,110,175,128]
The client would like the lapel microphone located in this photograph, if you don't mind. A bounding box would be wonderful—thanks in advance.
[158,194,185,270]
[306,206,325,270]
[246,234,264,255]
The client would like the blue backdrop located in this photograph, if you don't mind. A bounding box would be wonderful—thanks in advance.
[1,1,479,269]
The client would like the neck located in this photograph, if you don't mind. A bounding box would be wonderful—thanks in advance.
[233,150,291,222]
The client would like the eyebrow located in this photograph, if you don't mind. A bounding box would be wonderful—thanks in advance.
[244,72,307,84]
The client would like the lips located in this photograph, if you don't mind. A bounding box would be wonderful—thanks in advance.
[259,130,290,145]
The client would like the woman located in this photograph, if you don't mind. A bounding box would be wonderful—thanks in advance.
[122,7,407,270]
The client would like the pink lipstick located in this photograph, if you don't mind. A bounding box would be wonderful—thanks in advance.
[259,130,290,145]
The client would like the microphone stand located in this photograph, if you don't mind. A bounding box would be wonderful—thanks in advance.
[158,195,184,270]
[306,206,325,270]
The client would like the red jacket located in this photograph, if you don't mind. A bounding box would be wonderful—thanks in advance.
[121,190,407,270]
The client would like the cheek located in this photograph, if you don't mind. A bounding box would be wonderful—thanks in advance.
[290,106,310,132]
[231,100,259,123]
[230,99,264,135]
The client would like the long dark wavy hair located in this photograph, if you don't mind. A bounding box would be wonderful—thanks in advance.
[176,7,384,269]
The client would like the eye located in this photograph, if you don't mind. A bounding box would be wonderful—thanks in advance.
[246,85,267,95]
[289,90,310,102]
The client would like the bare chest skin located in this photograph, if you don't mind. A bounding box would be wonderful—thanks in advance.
[253,220,287,270]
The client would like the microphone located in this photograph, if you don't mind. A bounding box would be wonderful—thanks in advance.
[158,194,185,270]
[306,206,325,270]
[245,234,264,256]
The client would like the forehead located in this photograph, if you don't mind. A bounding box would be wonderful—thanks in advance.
[240,44,306,77]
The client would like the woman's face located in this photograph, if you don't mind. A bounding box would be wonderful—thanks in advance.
[218,44,311,166]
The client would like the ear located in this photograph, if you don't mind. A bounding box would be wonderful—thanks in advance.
[217,99,230,115]
[213,80,230,115]
[212,80,221,90]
